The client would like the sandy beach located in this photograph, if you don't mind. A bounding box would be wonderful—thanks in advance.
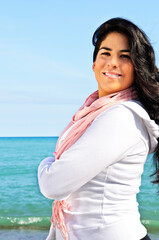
[0,229,159,240]
[0,229,48,240]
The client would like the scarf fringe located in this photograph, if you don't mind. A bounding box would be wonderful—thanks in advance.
[51,200,71,240]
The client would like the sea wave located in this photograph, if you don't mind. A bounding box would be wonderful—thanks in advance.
[141,219,159,233]
[0,216,159,233]
[0,216,51,230]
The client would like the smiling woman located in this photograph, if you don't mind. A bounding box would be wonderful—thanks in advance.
[92,32,134,97]
[38,18,159,240]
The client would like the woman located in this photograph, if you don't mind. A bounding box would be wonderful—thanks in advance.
[38,18,159,240]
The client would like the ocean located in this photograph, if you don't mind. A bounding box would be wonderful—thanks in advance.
[0,137,159,240]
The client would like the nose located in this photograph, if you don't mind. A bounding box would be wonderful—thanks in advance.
[106,56,119,68]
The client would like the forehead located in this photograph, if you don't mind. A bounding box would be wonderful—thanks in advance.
[100,32,130,49]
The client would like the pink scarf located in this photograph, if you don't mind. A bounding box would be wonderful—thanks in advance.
[51,87,137,240]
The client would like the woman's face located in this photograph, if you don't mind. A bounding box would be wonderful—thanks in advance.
[93,32,134,98]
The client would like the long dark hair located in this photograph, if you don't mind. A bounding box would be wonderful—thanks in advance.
[92,17,159,184]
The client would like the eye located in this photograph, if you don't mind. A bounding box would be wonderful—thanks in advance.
[120,54,131,59]
[101,52,110,56]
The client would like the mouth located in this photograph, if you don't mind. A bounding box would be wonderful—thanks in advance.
[103,72,122,78]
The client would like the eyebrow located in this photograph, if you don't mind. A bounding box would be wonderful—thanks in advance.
[99,47,130,52]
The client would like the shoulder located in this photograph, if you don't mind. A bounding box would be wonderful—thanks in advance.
[89,101,143,142]
[94,100,143,126]
[90,100,149,143]
[93,100,159,154]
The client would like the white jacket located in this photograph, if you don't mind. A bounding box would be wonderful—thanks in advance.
[38,100,159,240]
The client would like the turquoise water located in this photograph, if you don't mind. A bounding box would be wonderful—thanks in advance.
[0,137,159,239]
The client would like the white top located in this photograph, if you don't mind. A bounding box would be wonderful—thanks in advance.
[38,100,159,240]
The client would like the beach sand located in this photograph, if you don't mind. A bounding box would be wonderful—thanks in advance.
[0,229,48,240]
[0,229,159,240]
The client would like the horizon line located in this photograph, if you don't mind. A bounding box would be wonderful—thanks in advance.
[0,136,59,138]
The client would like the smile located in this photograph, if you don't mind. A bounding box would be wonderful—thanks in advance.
[103,72,121,78]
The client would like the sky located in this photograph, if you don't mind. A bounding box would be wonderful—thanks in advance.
[1,0,159,137]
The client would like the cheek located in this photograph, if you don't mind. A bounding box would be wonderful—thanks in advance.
[95,59,107,71]
[130,66,134,80]
[125,64,134,79]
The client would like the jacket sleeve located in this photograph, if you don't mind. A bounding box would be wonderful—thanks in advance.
[38,104,144,200]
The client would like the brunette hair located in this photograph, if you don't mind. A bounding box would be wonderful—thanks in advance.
[92,17,159,185]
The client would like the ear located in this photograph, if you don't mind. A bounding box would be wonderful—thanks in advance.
[92,62,96,72]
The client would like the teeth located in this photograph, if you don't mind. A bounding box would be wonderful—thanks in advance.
[105,73,120,77]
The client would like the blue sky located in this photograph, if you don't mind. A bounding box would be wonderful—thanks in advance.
[1,0,159,136]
